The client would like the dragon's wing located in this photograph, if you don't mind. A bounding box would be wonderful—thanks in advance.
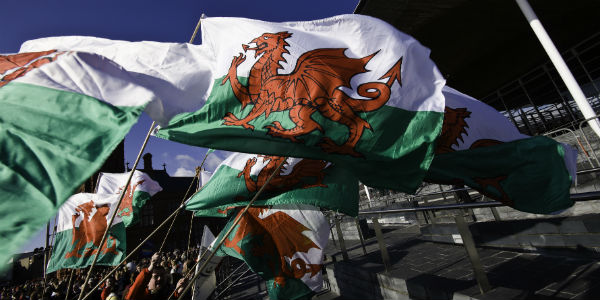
[268,48,375,102]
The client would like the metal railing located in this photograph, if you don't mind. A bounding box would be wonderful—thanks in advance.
[329,191,600,295]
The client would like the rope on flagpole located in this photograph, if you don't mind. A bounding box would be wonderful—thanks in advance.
[186,173,200,252]
[45,214,58,275]
[78,121,156,300]
[159,168,200,252]
[159,148,211,252]
[81,14,206,300]
[169,157,288,300]
[80,200,189,300]
[166,245,211,300]
[64,268,75,300]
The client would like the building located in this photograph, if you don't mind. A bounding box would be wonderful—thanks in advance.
[124,152,226,256]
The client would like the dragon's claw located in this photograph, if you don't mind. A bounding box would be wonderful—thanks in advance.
[223,113,255,130]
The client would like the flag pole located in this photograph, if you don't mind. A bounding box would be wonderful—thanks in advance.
[80,14,206,300]
[159,169,200,252]
[64,268,75,300]
[77,121,156,300]
[80,198,188,300]
[159,148,211,252]
[515,0,600,138]
[187,171,201,252]
[169,157,288,300]
[42,221,50,290]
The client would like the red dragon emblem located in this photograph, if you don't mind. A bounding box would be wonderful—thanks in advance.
[65,200,119,259]
[221,32,403,157]
[434,107,512,206]
[116,180,145,217]
[0,50,61,88]
[238,155,328,195]
[224,207,322,288]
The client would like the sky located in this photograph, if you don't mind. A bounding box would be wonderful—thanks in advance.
[2,0,358,253]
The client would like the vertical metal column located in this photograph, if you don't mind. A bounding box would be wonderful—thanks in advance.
[571,49,600,96]
[498,92,519,129]
[355,218,368,255]
[372,217,391,272]
[542,65,578,122]
[423,197,436,224]
[518,78,548,131]
[454,215,491,294]
[328,216,337,248]
[438,185,449,201]
[334,216,349,261]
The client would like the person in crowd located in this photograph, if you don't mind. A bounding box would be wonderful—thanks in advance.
[125,252,171,300]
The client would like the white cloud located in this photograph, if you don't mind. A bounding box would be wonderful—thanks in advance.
[204,150,233,172]
[173,167,196,177]
[175,154,197,164]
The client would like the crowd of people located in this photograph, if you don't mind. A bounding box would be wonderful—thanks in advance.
[0,247,203,300]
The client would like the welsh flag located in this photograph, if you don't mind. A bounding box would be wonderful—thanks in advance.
[185,152,359,217]
[199,169,213,187]
[0,51,152,267]
[212,204,329,300]
[46,193,126,273]
[425,87,577,213]
[22,14,446,193]
[95,170,163,226]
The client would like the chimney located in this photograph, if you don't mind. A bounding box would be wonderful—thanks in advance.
[143,153,153,171]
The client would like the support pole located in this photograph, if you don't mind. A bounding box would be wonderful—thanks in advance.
[160,150,211,252]
[516,0,600,138]
[355,218,367,255]
[334,216,349,261]
[328,217,337,247]
[78,121,156,300]
[159,169,199,252]
[170,157,288,300]
[372,217,391,272]
[81,203,188,300]
[454,215,491,294]
[82,15,206,300]
[65,268,75,300]
[43,222,50,279]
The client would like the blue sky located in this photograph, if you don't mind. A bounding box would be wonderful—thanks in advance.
[2,0,357,252]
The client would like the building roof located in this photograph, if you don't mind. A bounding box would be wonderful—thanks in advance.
[355,0,600,103]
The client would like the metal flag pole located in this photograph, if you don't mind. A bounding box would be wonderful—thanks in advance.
[169,157,288,300]
[515,0,600,138]
[77,121,156,300]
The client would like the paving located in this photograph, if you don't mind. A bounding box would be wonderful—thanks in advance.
[212,225,600,299]
[322,228,600,299]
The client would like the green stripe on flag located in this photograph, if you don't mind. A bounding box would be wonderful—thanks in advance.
[119,190,152,226]
[0,82,143,269]
[425,136,573,214]
[187,162,358,217]
[157,77,443,192]
[46,222,126,273]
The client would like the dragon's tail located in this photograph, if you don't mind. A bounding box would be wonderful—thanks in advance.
[343,57,402,113]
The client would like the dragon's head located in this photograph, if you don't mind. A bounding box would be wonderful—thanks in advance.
[243,32,292,58]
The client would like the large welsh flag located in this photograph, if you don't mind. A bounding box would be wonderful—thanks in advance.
[95,170,163,226]
[22,14,446,193]
[0,51,152,268]
[46,193,126,273]
[425,87,577,213]
[185,152,359,217]
[213,204,329,300]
